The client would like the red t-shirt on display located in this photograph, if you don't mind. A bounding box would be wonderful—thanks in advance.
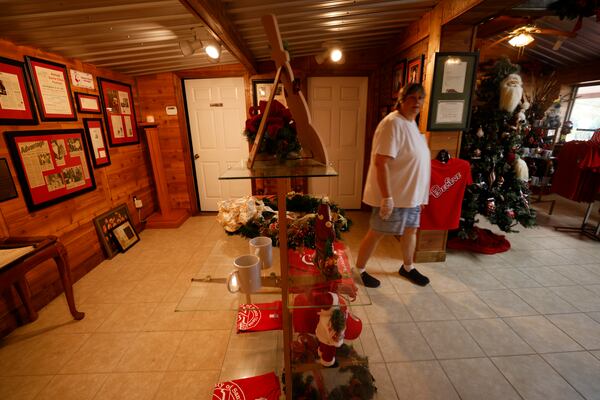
[420,158,472,230]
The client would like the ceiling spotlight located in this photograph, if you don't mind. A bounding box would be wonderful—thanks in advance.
[330,48,343,62]
[179,39,202,56]
[204,39,221,60]
[315,41,344,64]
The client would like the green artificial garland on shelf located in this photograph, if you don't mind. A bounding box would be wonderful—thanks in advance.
[227,193,352,249]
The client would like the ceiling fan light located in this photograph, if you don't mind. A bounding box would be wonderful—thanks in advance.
[508,33,534,47]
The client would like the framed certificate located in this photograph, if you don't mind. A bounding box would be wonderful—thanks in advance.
[0,57,38,125]
[24,56,77,121]
[97,77,139,146]
[83,118,111,168]
[427,52,479,131]
[75,92,102,114]
[4,129,96,211]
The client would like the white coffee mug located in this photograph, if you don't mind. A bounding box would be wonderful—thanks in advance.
[249,236,272,270]
[227,254,262,294]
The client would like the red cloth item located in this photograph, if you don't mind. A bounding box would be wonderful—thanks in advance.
[212,371,280,400]
[237,301,282,333]
[420,158,472,230]
[446,227,511,254]
[552,141,600,202]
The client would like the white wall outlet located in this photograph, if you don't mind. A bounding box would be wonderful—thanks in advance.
[134,198,143,209]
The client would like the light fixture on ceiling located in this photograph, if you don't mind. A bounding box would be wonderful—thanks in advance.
[315,41,345,64]
[508,32,535,47]
[179,29,222,61]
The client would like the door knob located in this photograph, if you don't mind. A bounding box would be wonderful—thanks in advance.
[194,154,200,160]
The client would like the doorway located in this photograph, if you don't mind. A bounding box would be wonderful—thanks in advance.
[307,76,368,209]
[184,77,251,212]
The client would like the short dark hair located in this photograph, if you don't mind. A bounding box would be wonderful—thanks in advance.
[396,83,426,106]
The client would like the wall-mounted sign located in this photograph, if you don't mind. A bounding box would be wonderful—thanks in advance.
[70,69,95,89]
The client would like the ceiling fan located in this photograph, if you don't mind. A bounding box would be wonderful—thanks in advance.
[490,24,577,50]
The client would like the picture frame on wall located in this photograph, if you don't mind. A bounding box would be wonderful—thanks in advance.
[111,220,139,252]
[93,203,133,259]
[0,56,38,125]
[75,92,101,114]
[4,129,96,211]
[24,56,77,122]
[406,55,425,85]
[97,77,139,146]
[252,79,287,108]
[0,158,18,202]
[391,60,406,99]
[83,118,111,168]
[427,52,479,131]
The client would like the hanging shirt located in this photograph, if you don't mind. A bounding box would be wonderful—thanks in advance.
[420,158,472,230]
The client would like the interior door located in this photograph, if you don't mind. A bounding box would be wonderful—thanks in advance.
[185,77,250,211]
[307,76,368,209]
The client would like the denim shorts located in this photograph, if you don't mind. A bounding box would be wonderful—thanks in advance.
[370,206,421,235]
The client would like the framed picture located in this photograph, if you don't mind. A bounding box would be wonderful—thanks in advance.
[75,92,101,114]
[4,129,96,211]
[97,77,139,146]
[0,158,18,202]
[252,79,287,108]
[83,118,111,168]
[0,56,38,125]
[406,55,425,85]
[391,60,406,99]
[93,203,132,258]
[24,56,77,122]
[427,52,479,131]
[111,220,140,252]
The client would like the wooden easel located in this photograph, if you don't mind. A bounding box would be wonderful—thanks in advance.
[247,15,328,169]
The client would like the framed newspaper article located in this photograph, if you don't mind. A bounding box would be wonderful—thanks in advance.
[83,118,111,168]
[97,77,139,146]
[24,56,77,122]
[4,129,96,211]
[0,56,38,125]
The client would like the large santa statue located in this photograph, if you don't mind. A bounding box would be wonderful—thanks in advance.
[499,73,524,113]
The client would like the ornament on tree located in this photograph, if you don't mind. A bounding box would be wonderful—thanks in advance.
[472,148,482,158]
[506,209,515,219]
[497,176,505,187]
[476,127,485,138]
[488,170,496,186]
[513,156,529,181]
[486,198,496,215]
[499,73,524,113]
[502,131,510,138]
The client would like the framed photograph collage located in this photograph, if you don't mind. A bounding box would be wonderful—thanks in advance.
[93,203,139,258]
[97,77,139,146]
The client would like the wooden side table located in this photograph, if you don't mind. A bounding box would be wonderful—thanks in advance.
[0,236,84,322]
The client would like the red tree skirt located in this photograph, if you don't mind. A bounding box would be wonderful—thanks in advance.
[447,227,511,254]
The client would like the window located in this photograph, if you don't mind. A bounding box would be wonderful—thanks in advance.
[566,84,600,141]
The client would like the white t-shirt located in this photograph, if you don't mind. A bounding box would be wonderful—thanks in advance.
[363,111,430,207]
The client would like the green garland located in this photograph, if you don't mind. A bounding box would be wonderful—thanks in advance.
[226,193,352,249]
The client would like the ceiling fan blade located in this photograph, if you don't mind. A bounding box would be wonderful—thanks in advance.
[488,35,510,48]
[552,38,565,50]
[537,28,577,38]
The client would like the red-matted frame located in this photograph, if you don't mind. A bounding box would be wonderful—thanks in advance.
[97,77,139,146]
[406,55,425,85]
[83,118,111,168]
[4,129,96,211]
[0,56,38,125]
[24,56,77,122]
[75,92,102,114]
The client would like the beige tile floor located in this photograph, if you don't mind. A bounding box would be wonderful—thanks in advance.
[2,194,600,399]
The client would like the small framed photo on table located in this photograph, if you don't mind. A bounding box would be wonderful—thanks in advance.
[75,92,101,114]
[427,52,479,131]
[111,220,139,252]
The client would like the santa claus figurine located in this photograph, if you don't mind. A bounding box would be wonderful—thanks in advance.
[499,73,524,113]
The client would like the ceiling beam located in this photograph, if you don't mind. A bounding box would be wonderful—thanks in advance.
[178,0,257,74]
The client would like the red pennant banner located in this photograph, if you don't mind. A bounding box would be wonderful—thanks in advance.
[237,301,282,333]
[212,371,281,400]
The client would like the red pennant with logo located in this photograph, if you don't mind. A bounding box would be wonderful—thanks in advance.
[212,371,281,400]
[237,301,282,333]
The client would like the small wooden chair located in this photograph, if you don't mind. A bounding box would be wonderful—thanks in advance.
[0,236,84,323]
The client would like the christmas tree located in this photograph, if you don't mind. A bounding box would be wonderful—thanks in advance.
[458,57,536,238]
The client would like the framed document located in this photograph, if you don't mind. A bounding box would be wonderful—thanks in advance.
[0,56,38,125]
[406,55,424,84]
[391,60,406,100]
[83,118,111,168]
[111,220,139,252]
[3,129,96,211]
[427,52,479,131]
[97,77,139,146]
[24,56,77,122]
[75,92,101,114]
[252,79,287,108]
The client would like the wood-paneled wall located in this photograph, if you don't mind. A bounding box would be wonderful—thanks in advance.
[0,39,156,336]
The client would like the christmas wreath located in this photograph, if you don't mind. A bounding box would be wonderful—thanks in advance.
[244,99,302,161]
[216,193,352,249]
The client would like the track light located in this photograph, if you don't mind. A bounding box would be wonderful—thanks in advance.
[179,39,203,56]
[179,29,221,61]
[203,39,221,60]
[315,41,344,64]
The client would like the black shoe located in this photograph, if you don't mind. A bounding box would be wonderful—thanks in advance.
[360,271,381,288]
[399,265,430,286]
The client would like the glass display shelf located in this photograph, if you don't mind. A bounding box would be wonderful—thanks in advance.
[219,158,338,180]
[175,235,371,312]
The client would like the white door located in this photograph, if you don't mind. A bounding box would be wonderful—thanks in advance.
[185,77,251,211]
[307,77,368,209]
